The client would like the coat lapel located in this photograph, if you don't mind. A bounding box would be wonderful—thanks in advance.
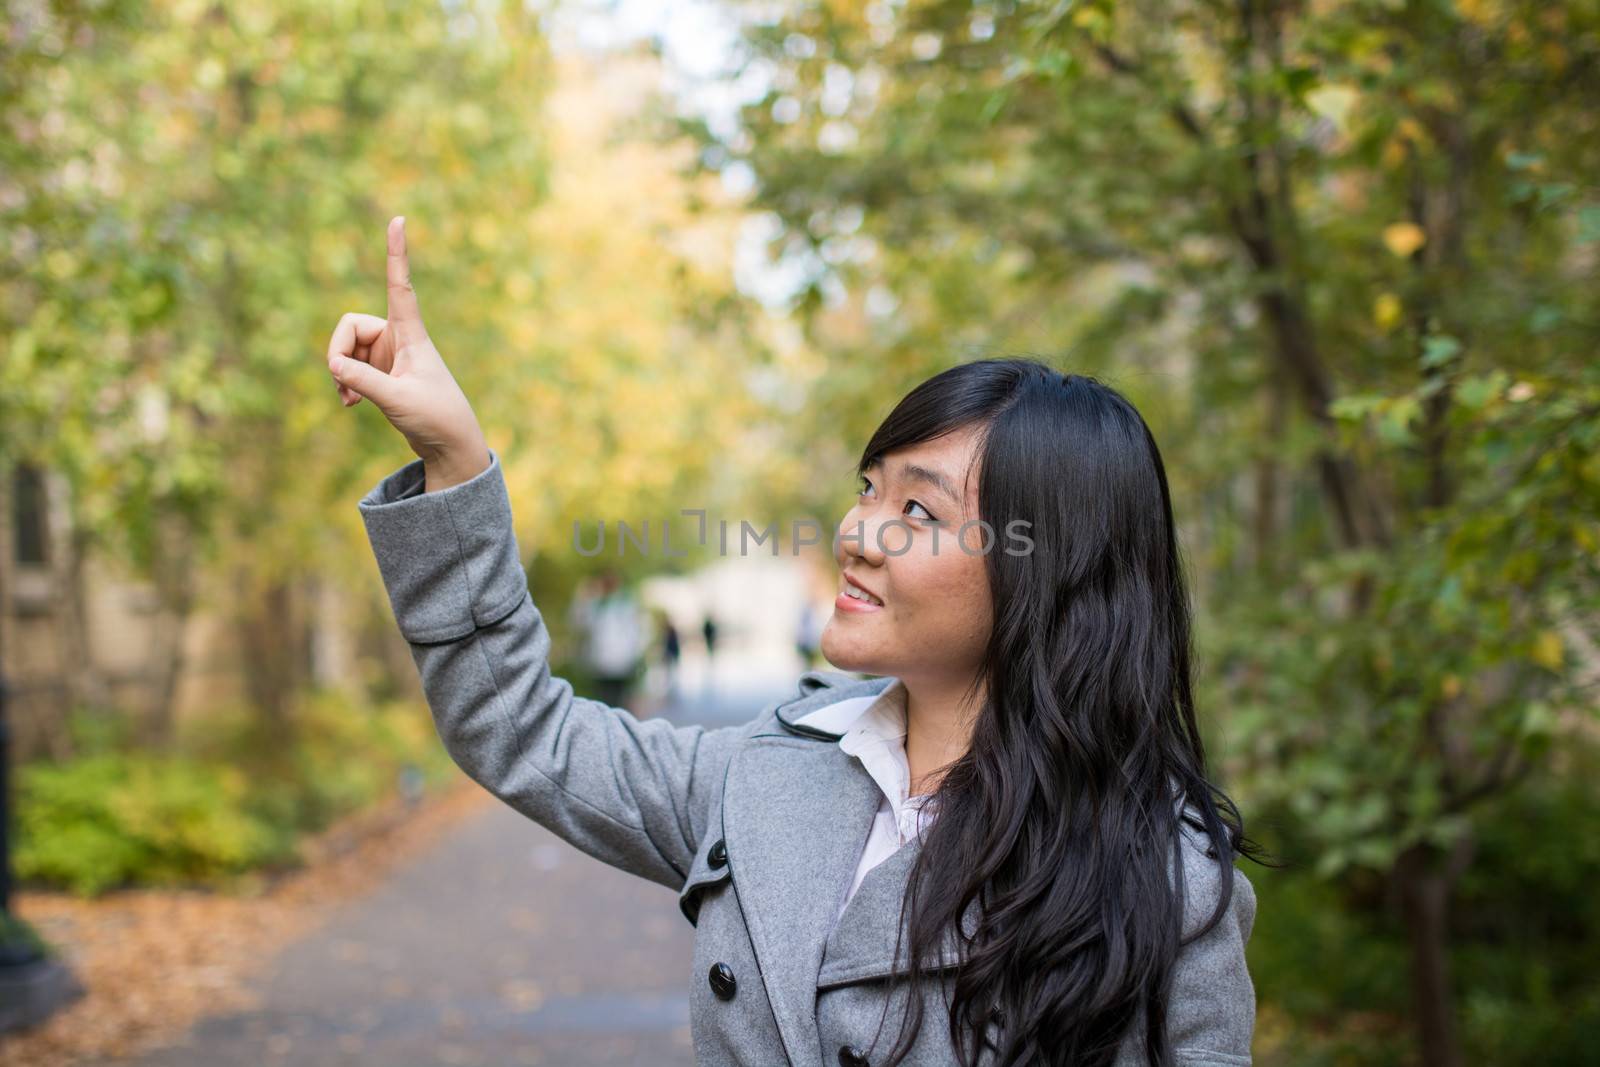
[819,834,973,990]
[819,836,923,987]
[723,732,882,1066]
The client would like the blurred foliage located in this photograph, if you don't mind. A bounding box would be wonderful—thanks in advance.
[1,0,556,588]
[16,751,295,897]
[2,0,781,899]
[0,0,771,676]
[1243,737,1600,1064]
[14,690,456,897]
[675,0,1600,1061]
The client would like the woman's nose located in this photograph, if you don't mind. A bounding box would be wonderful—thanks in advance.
[837,508,889,565]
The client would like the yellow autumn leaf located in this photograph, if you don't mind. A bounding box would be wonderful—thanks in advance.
[1381,138,1408,170]
[1373,292,1403,330]
[1395,117,1429,145]
[1441,674,1461,700]
[470,216,497,249]
[1383,222,1427,257]
[1532,630,1564,670]
[505,272,535,302]
[1306,84,1359,133]
[1455,0,1502,27]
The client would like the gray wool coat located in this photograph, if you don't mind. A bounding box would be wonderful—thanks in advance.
[357,448,1258,1067]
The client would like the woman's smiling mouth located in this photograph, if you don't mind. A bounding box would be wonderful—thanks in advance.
[838,573,885,611]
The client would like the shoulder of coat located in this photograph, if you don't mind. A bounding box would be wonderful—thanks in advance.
[1172,805,1256,941]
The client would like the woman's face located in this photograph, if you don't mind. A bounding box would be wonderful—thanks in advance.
[821,423,995,687]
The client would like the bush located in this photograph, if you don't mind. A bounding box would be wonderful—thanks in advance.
[15,754,294,896]
[1245,740,1600,1066]
[15,691,458,896]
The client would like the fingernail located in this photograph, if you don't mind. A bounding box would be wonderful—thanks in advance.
[331,356,348,376]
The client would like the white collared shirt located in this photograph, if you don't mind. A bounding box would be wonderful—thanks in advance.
[792,677,940,930]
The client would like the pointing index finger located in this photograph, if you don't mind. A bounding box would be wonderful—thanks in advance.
[386,215,424,332]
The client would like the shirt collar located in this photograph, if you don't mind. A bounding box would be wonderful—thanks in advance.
[837,677,909,759]
[791,677,908,748]
[794,678,940,835]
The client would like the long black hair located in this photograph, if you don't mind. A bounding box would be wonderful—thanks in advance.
[857,358,1265,1066]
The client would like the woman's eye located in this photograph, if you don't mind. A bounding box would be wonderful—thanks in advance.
[905,500,935,521]
[858,476,875,497]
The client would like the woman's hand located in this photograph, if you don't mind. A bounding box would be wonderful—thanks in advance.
[326,216,491,488]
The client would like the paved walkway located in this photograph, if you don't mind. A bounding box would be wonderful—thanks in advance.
[127,670,802,1067]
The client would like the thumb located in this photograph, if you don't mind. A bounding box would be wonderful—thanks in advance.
[330,354,400,410]
[385,215,428,343]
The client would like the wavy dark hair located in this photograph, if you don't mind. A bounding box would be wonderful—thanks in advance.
[856,358,1266,1067]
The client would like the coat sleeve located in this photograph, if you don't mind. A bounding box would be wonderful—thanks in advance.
[1161,830,1258,1065]
[1112,826,1258,1066]
[356,448,765,891]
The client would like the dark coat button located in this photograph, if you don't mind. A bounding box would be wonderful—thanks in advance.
[838,1045,870,1067]
[708,838,728,869]
[708,962,737,1000]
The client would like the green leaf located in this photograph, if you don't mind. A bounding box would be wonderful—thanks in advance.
[1315,846,1350,879]
[1421,334,1462,368]
[979,90,1010,126]
[1351,837,1397,869]
[1377,395,1421,445]
[1577,204,1600,244]
[1330,393,1385,421]
[1456,372,1509,410]
[1537,182,1575,211]
[1519,700,1553,739]
[1529,305,1564,333]
[1282,65,1319,102]
[1030,51,1073,81]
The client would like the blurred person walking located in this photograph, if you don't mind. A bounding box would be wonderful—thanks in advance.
[700,613,719,661]
[567,570,646,711]
[659,614,683,704]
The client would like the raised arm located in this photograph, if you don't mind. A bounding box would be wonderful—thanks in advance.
[326,216,765,889]
[356,448,764,888]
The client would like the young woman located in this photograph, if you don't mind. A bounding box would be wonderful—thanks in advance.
[327,217,1262,1067]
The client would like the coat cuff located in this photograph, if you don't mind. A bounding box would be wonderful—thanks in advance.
[356,448,529,645]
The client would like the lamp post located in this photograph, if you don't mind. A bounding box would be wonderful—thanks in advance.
[0,673,29,957]
[0,672,39,968]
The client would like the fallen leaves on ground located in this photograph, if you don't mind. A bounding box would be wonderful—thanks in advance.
[0,775,491,1067]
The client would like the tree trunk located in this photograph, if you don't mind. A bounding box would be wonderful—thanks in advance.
[236,571,307,724]
[143,511,197,746]
[1251,361,1286,576]
[1392,833,1475,1067]
[308,572,358,697]
[35,471,94,757]
[58,528,112,729]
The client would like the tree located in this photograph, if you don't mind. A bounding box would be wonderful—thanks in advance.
[678,1,1600,1061]
[2,0,555,736]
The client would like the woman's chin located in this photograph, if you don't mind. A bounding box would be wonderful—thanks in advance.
[819,629,883,676]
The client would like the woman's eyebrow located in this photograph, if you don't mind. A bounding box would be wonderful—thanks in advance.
[866,456,960,504]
